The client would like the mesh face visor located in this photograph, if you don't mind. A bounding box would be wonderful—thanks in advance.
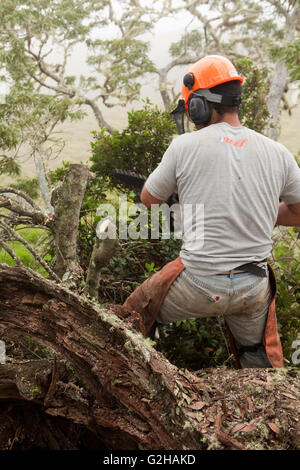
[171,99,186,135]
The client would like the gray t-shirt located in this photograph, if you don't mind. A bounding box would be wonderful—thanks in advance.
[145,122,300,276]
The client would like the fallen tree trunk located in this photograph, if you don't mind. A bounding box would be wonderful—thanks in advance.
[0,264,299,450]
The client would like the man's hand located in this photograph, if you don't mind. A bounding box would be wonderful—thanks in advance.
[276,201,300,226]
[141,185,164,208]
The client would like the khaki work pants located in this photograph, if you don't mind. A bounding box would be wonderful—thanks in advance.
[157,268,272,368]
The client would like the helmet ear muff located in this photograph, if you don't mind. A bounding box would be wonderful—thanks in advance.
[183,73,195,90]
[188,96,212,125]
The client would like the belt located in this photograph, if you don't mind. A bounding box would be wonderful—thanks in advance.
[216,260,268,278]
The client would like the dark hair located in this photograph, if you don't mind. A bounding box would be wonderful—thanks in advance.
[209,80,242,115]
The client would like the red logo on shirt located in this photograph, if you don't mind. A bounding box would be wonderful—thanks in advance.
[220,136,248,147]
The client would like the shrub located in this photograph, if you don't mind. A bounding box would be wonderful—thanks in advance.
[90,100,176,187]
[9,177,40,200]
[236,58,270,133]
[271,227,300,367]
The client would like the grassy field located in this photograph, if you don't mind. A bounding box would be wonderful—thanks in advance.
[0,102,299,188]
[0,227,51,276]
[279,104,300,156]
[45,102,300,166]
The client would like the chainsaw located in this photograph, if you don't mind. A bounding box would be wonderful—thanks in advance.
[112,169,180,232]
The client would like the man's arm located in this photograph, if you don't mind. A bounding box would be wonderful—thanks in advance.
[276,202,300,226]
[141,139,178,208]
[141,185,165,208]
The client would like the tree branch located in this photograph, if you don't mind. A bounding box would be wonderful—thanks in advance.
[33,146,55,215]
[0,220,59,282]
[51,164,92,282]
[0,188,41,212]
[85,219,119,301]
[0,195,46,226]
[0,240,22,266]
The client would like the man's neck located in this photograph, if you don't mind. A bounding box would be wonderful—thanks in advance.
[195,112,241,130]
[214,112,241,127]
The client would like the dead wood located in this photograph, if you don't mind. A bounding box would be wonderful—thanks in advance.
[0,264,299,450]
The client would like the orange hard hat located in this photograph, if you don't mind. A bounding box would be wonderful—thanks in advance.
[182,55,244,104]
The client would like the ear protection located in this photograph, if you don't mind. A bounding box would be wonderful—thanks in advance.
[183,73,241,126]
[188,95,212,125]
[183,73,211,125]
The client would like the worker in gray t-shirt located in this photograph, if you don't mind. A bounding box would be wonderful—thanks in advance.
[133,55,300,368]
[145,117,300,277]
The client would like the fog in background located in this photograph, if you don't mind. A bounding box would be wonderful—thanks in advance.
[0,10,299,179]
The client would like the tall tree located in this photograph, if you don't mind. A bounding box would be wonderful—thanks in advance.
[0,81,84,212]
[263,1,300,140]
[0,0,298,196]
[153,0,299,141]
[0,0,158,204]
[0,0,157,131]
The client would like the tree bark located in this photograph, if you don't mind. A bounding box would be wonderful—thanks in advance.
[85,219,119,301]
[0,264,299,450]
[265,61,288,141]
[34,147,54,215]
[51,163,92,282]
[0,188,45,226]
[84,97,114,133]
[264,2,300,141]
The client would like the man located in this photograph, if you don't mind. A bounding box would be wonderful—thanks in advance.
[124,55,300,368]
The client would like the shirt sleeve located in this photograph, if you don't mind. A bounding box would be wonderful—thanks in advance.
[145,140,178,201]
[280,152,300,205]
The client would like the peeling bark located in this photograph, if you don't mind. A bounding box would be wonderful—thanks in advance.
[0,265,205,450]
[0,265,299,450]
